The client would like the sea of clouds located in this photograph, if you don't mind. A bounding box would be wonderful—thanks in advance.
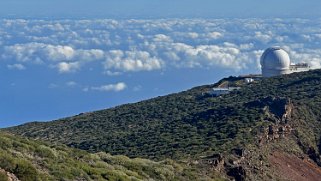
[1,18,321,91]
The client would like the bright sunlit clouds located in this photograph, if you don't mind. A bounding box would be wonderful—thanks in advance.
[2,19,321,74]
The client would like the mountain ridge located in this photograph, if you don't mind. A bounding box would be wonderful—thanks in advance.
[6,69,321,180]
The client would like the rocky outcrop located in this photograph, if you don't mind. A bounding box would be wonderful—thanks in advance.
[245,96,293,123]
[308,147,321,167]
[209,96,296,180]
[201,153,247,181]
[248,97,294,145]
[226,166,246,181]
[257,124,293,146]
[0,169,20,181]
[201,97,296,180]
[201,154,225,171]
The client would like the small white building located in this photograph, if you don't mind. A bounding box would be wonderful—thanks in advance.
[209,87,240,96]
[244,78,254,84]
[290,63,310,73]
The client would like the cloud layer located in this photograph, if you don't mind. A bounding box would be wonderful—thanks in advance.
[1,18,321,74]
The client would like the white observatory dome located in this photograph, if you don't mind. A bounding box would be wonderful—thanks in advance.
[260,47,291,77]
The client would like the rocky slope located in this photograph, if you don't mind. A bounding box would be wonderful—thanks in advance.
[6,69,321,180]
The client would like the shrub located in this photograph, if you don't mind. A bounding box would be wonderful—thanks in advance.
[0,172,8,181]
[0,153,15,171]
[13,160,39,181]
[35,145,56,158]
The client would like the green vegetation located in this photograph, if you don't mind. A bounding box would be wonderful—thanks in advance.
[6,69,321,180]
[0,171,8,181]
[6,70,321,162]
[0,132,219,181]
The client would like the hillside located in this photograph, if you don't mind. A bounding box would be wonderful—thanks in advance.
[6,69,321,180]
[0,132,219,181]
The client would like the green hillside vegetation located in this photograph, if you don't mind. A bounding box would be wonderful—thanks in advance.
[7,70,321,159]
[6,69,321,180]
[7,70,321,160]
[0,132,219,181]
[4,78,262,160]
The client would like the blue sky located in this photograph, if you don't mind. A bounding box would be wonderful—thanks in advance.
[1,0,321,18]
[1,1,321,127]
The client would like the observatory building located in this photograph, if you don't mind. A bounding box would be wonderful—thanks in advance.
[260,47,310,77]
[209,46,311,96]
